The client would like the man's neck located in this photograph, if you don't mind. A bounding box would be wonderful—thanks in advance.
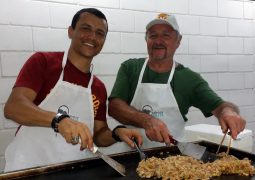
[67,50,92,73]
[148,58,174,73]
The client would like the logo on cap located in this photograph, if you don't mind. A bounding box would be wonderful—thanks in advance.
[157,13,169,20]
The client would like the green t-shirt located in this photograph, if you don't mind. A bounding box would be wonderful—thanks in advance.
[109,58,224,121]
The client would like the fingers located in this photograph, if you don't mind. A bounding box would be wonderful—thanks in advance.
[135,133,143,146]
[161,130,171,146]
[219,120,227,133]
[58,118,93,150]
[219,113,246,140]
[70,135,79,145]
[232,116,246,139]
[116,128,143,148]
[145,118,169,143]
[131,130,143,148]
[122,135,135,148]
[79,126,93,151]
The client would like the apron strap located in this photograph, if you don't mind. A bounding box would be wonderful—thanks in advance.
[59,51,68,80]
[87,64,94,89]
[137,58,149,84]
[87,72,93,89]
[167,61,175,84]
[138,58,176,84]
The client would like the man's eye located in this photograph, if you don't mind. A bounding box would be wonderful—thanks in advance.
[163,33,171,37]
[149,34,157,39]
[81,27,91,31]
[96,31,106,38]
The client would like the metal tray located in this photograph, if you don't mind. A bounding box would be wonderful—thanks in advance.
[0,141,254,180]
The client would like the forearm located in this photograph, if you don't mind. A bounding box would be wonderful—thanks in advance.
[212,101,245,139]
[5,101,55,127]
[4,88,55,127]
[212,101,240,119]
[93,126,115,147]
[108,98,152,128]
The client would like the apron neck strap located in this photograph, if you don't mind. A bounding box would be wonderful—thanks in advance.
[138,58,176,84]
[87,71,93,89]
[167,61,175,84]
[137,58,149,84]
[59,51,68,80]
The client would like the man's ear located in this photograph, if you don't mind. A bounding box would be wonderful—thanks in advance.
[177,34,182,48]
[68,26,73,39]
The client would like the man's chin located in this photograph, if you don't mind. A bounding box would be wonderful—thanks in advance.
[151,56,166,61]
[151,52,166,60]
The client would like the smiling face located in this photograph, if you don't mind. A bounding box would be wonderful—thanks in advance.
[68,12,108,60]
[146,24,182,62]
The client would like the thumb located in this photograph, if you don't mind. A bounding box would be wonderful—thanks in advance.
[219,120,228,133]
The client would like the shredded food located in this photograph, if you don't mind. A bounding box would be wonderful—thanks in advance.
[136,153,255,180]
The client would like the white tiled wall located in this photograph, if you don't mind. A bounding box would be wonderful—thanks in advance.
[0,0,255,173]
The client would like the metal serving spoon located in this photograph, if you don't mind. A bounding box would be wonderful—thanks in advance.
[132,138,147,160]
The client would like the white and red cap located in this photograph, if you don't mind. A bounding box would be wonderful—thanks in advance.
[146,13,180,34]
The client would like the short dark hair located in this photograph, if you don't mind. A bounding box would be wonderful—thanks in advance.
[71,8,108,30]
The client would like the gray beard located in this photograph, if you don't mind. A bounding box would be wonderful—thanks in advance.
[151,53,167,61]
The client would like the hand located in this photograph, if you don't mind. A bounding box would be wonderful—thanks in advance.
[115,128,143,148]
[58,118,93,150]
[142,117,171,145]
[218,111,246,139]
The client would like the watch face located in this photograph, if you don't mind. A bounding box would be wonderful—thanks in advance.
[57,105,69,115]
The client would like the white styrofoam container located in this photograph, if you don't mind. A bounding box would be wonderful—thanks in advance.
[184,124,253,152]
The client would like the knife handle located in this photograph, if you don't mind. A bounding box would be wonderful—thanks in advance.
[168,135,178,145]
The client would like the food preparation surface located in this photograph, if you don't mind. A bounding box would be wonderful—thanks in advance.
[1,141,254,180]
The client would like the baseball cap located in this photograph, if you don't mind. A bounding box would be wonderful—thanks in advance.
[146,13,180,33]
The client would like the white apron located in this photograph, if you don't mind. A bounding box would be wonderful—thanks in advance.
[130,58,186,149]
[4,51,95,172]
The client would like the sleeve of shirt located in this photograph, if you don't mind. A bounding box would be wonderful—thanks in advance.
[93,79,107,122]
[109,62,131,102]
[14,52,46,93]
[191,74,224,117]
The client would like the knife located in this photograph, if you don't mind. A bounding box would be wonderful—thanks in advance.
[168,135,207,160]
[91,146,126,176]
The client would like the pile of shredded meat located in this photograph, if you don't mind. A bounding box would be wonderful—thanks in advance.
[136,153,255,180]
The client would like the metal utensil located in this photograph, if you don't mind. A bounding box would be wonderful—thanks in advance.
[216,131,232,155]
[216,131,228,154]
[132,138,147,160]
[168,136,220,162]
[91,146,126,176]
[168,135,207,160]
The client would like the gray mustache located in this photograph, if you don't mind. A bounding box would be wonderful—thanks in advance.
[152,45,166,49]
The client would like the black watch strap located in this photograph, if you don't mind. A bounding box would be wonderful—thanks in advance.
[112,125,127,142]
[51,113,70,133]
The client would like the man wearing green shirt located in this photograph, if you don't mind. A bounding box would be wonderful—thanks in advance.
[108,12,246,148]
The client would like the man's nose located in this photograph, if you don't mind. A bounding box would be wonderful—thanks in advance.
[85,30,96,40]
[154,35,165,42]
[153,37,164,45]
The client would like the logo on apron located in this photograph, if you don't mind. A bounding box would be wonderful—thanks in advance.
[142,105,164,118]
[57,105,79,121]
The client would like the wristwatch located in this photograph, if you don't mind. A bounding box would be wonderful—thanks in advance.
[51,113,70,133]
[112,125,127,142]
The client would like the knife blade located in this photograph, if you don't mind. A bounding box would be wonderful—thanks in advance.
[168,135,207,160]
[92,146,126,176]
